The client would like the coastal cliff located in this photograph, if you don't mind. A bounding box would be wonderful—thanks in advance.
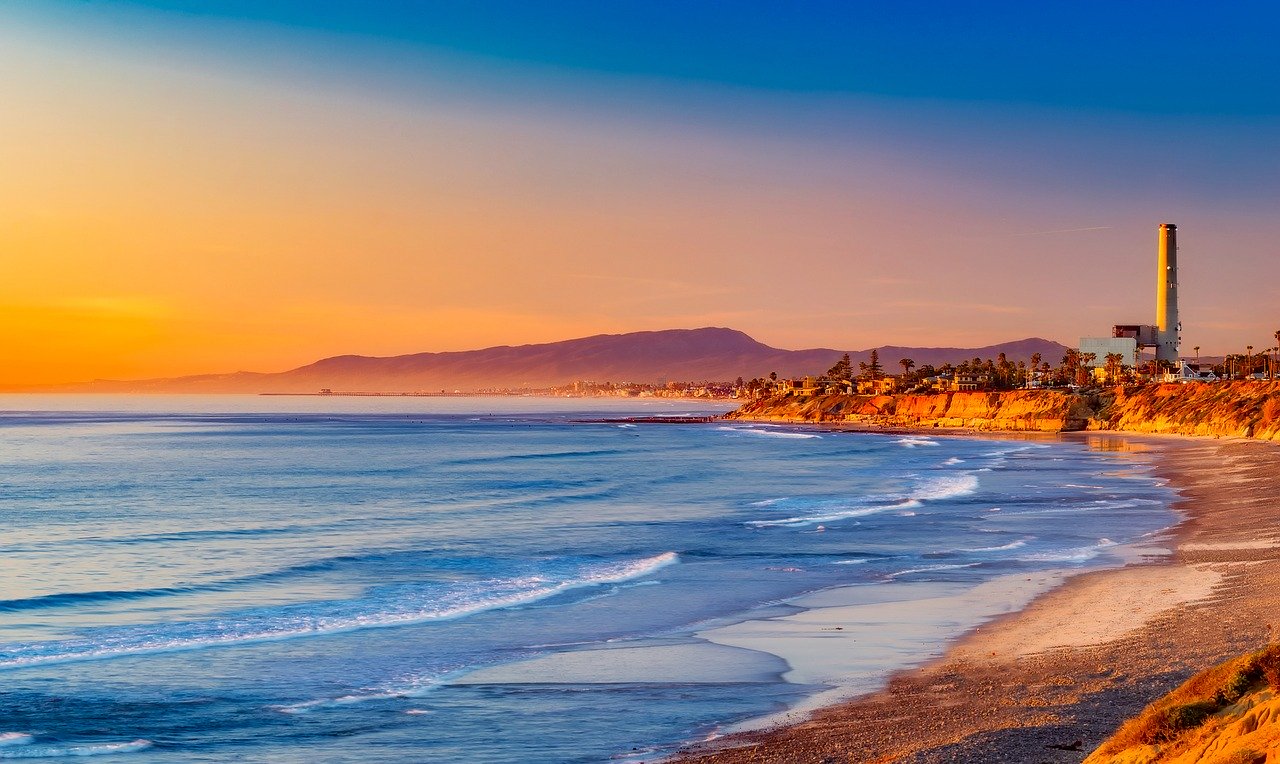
[1102,382,1280,440]
[1084,645,1280,764]
[726,381,1280,440]
[727,389,1095,431]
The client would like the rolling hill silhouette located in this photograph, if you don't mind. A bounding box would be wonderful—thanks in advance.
[70,328,1070,393]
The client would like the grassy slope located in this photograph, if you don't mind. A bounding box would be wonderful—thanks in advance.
[1085,645,1280,764]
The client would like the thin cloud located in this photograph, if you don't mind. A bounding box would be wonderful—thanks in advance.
[1009,226,1113,237]
[890,300,1028,315]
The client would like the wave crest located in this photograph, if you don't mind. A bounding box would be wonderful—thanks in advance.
[0,554,677,670]
[0,739,151,758]
[747,472,979,528]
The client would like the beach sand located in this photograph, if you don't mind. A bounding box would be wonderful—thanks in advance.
[670,434,1280,763]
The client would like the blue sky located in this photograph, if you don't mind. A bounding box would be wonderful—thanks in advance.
[2,1,1277,382]
[53,0,1279,114]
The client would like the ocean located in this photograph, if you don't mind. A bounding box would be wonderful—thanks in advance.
[0,395,1177,762]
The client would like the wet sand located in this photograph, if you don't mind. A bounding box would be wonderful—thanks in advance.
[669,434,1280,763]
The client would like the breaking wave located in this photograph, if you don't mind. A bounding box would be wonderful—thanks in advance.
[715,426,821,439]
[0,739,151,758]
[747,472,979,527]
[887,562,981,579]
[896,437,939,448]
[0,553,678,670]
[1017,539,1117,563]
[953,539,1029,553]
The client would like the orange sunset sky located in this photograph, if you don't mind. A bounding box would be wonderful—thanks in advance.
[3,3,1278,387]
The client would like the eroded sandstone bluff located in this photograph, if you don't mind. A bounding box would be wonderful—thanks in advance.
[726,381,1280,441]
[1084,645,1280,764]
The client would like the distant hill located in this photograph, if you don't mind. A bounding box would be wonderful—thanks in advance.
[64,328,1071,393]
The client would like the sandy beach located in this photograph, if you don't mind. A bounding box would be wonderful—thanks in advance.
[670,433,1280,763]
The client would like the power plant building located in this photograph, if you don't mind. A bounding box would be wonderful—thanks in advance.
[1079,337,1139,369]
[1079,223,1182,368]
[1154,223,1180,362]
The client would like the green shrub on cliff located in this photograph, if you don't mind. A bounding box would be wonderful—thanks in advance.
[1093,643,1280,756]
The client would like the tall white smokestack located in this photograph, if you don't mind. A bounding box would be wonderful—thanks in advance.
[1155,223,1179,363]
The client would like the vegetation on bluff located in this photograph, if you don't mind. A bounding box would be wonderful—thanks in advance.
[1085,644,1280,764]
[740,331,1280,399]
[728,382,1280,441]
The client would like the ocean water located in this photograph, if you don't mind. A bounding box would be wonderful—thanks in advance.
[0,395,1177,762]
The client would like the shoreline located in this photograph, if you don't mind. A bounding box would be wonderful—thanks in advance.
[668,431,1280,763]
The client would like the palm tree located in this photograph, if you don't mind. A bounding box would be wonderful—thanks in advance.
[1274,330,1280,379]
[899,358,915,378]
[1104,353,1124,384]
[1247,345,1254,378]
[1193,345,1200,367]
[1275,332,1280,376]
[1060,349,1082,386]
[1079,352,1097,386]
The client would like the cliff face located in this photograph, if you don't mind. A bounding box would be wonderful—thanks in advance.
[728,389,1097,432]
[1085,645,1280,764]
[728,382,1280,440]
[1101,382,1280,441]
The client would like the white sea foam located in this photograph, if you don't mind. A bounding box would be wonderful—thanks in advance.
[715,426,821,439]
[0,736,32,749]
[0,553,679,670]
[896,437,939,448]
[955,539,1028,553]
[912,473,979,501]
[749,498,788,507]
[1017,548,1100,563]
[275,689,408,714]
[1017,539,1117,563]
[746,473,978,528]
[996,499,1160,518]
[943,457,964,465]
[981,445,1048,456]
[887,562,980,579]
[279,654,512,713]
[746,499,918,527]
[0,739,151,758]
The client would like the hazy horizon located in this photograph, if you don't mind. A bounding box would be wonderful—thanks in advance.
[3,2,1277,386]
[3,328,1072,392]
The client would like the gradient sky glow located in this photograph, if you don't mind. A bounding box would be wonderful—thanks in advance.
[3,1,1278,386]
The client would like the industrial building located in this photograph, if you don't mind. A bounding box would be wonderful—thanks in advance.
[1080,223,1185,373]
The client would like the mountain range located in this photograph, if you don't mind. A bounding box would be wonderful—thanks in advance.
[61,328,1071,394]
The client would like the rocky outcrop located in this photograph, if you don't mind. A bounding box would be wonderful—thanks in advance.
[727,382,1280,439]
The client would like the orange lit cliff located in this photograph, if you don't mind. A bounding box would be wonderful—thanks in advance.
[726,382,1280,441]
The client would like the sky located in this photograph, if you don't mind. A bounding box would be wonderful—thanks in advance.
[2,1,1278,386]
